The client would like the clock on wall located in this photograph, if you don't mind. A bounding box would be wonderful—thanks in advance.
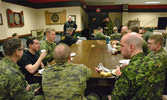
[45,10,66,25]
[51,13,59,22]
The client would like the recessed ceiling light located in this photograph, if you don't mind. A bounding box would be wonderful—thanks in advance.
[145,1,161,4]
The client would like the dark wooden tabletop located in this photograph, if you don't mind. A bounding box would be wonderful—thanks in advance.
[70,40,123,78]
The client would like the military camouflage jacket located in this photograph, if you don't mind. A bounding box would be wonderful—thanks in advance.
[111,52,165,100]
[142,39,149,55]
[147,47,167,94]
[0,57,34,100]
[39,40,56,65]
[104,21,113,36]
[42,62,91,100]
[110,33,122,40]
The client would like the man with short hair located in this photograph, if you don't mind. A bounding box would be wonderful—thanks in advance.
[147,34,167,94]
[42,43,92,100]
[64,16,77,36]
[18,37,46,84]
[111,33,165,99]
[121,26,128,36]
[104,17,113,36]
[0,38,37,99]
[60,27,79,46]
[142,27,153,42]
[39,27,56,65]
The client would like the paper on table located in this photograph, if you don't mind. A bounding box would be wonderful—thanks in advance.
[119,59,130,64]
[38,69,44,74]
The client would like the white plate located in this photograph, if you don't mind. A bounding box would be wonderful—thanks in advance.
[119,59,130,64]
[111,69,117,76]
[38,69,44,74]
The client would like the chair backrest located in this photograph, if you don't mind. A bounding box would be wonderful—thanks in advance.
[21,39,27,50]
[55,35,61,44]
[94,29,98,34]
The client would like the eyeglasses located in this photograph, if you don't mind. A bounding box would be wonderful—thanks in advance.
[18,48,23,51]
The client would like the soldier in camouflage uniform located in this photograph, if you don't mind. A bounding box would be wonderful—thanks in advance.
[39,27,56,65]
[42,43,97,100]
[110,27,122,40]
[142,27,153,42]
[104,17,113,36]
[147,34,167,94]
[0,38,43,100]
[111,33,165,100]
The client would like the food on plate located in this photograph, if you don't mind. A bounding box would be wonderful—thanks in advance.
[100,71,112,77]
[111,69,116,76]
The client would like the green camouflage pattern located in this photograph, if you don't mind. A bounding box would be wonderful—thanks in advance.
[0,57,35,100]
[42,62,91,100]
[39,40,56,65]
[143,31,153,42]
[142,39,149,55]
[104,21,113,36]
[111,52,165,100]
[110,33,122,40]
[147,48,167,94]
[95,33,106,39]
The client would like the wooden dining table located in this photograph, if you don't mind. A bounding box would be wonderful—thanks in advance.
[70,40,123,77]
[69,40,123,96]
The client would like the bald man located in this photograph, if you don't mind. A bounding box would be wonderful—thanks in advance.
[121,26,128,36]
[111,33,165,99]
[42,43,93,100]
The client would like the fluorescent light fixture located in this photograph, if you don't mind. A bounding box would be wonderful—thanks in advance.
[145,1,161,4]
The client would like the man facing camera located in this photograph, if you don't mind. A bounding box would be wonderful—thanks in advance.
[18,37,46,84]
[60,27,79,46]
[42,43,92,100]
[64,16,77,36]
[39,27,56,65]
[111,33,165,100]
[0,38,38,99]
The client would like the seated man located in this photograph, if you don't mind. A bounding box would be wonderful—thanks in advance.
[39,27,56,65]
[60,27,79,46]
[111,33,165,99]
[142,27,153,42]
[0,38,41,99]
[147,34,167,94]
[94,27,106,39]
[18,37,46,84]
[42,43,91,100]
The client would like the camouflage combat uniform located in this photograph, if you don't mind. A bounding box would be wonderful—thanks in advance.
[39,40,56,65]
[111,52,165,100]
[0,57,34,100]
[142,39,149,55]
[143,31,153,42]
[147,48,167,94]
[42,62,91,100]
[104,20,113,36]
[110,33,122,40]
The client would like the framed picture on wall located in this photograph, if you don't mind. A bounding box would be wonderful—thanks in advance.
[0,13,3,25]
[128,20,140,28]
[69,15,76,22]
[7,9,24,27]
